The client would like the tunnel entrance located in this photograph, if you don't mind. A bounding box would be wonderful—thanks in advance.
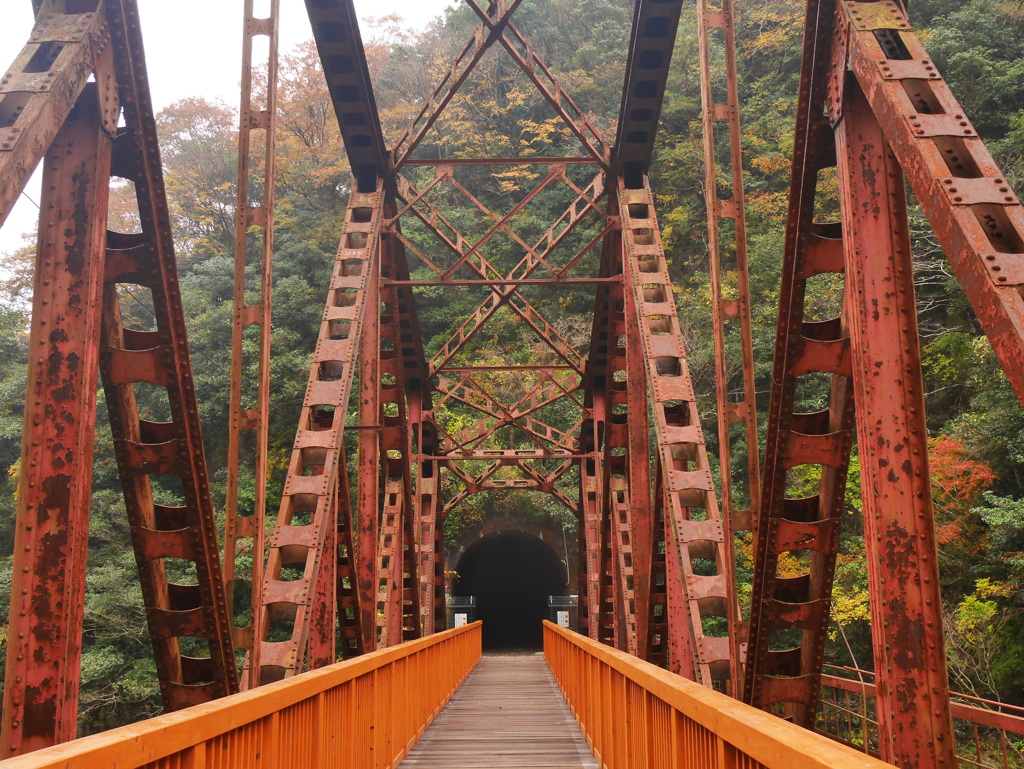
[454,531,567,650]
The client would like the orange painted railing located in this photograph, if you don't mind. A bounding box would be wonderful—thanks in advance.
[2,622,481,769]
[544,622,890,769]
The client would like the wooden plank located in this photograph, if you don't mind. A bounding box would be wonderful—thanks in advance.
[400,654,599,768]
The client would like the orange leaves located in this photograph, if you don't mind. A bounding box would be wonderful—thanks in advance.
[929,435,997,515]
[929,436,997,567]
[749,153,789,176]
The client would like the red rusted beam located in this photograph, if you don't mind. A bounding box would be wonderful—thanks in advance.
[101,0,240,713]
[1,81,112,758]
[257,183,383,683]
[224,0,279,690]
[697,0,761,542]
[622,232,652,654]
[356,235,382,653]
[379,232,421,643]
[375,479,406,648]
[840,0,1024,408]
[0,2,110,229]
[744,0,854,723]
[307,493,338,668]
[836,74,955,769]
[619,176,738,692]
[334,444,363,659]
[643,464,674,668]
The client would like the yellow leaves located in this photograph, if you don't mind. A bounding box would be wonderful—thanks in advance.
[7,459,19,505]
[738,0,804,59]
[750,154,789,176]
[492,165,541,193]
[975,577,1013,600]
[831,585,871,627]
[775,550,806,579]
[830,550,870,631]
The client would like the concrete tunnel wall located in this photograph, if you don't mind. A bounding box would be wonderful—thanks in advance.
[453,530,568,650]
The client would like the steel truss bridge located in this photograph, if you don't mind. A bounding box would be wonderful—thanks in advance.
[3,1,1024,767]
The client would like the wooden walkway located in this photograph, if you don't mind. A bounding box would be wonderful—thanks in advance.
[399,653,599,768]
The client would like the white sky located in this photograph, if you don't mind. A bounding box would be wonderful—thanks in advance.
[0,0,454,258]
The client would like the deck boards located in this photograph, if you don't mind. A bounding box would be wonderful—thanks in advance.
[399,653,599,768]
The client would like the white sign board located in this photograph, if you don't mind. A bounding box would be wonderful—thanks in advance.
[454,613,468,627]
[557,611,570,628]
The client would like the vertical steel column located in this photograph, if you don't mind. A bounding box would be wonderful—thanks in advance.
[375,479,406,648]
[224,0,279,689]
[356,261,381,652]
[609,477,638,655]
[101,0,240,712]
[696,0,761,544]
[256,182,382,683]
[744,0,855,724]
[598,270,637,652]
[379,237,421,643]
[619,177,738,692]
[579,433,603,639]
[836,75,955,769]
[1,82,112,758]
[334,444,363,659]
[643,467,670,666]
[307,490,338,668]
[415,454,443,634]
[581,232,617,642]
[622,222,653,654]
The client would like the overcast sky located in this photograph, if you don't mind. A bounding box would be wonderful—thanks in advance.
[0,0,454,257]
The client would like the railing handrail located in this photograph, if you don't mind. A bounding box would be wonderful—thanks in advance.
[544,621,891,769]
[2,622,482,768]
[823,664,1024,719]
[821,671,1024,738]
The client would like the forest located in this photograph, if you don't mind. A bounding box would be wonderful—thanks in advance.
[1,0,1024,734]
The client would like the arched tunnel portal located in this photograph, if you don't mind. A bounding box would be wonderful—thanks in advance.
[453,530,567,650]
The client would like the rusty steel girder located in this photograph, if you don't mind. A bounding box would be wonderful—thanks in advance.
[101,0,239,714]
[224,0,279,690]
[696,0,760,544]
[255,183,383,683]
[0,2,111,230]
[4,0,240,754]
[835,74,956,769]
[619,177,740,692]
[747,0,1024,766]
[744,0,855,725]
[1,80,113,757]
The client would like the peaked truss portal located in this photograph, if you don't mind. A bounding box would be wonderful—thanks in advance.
[4,2,1024,769]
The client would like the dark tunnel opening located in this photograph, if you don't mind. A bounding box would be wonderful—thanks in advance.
[454,531,567,650]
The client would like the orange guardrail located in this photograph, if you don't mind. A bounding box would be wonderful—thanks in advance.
[2,622,481,769]
[544,621,890,769]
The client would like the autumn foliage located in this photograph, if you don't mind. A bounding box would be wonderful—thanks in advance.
[928,435,996,546]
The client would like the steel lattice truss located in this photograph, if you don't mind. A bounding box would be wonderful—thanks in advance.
[3,1,1024,767]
